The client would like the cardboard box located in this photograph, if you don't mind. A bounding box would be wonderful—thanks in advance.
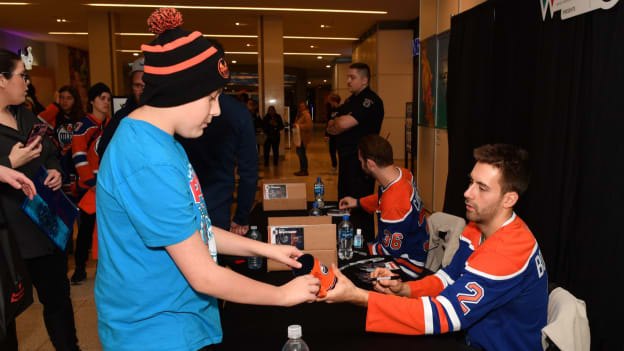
[267,216,337,271]
[262,179,307,211]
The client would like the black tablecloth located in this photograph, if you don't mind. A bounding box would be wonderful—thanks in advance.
[214,203,467,351]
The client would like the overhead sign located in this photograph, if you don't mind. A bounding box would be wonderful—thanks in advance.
[541,0,619,20]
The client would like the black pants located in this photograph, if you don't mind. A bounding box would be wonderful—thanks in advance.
[74,211,95,273]
[264,138,280,165]
[25,249,80,350]
[338,146,376,242]
[0,319,18,351]
[296,145,308,172]
[328,136,338,168]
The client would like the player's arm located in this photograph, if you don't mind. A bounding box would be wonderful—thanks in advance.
[166,231,320,306]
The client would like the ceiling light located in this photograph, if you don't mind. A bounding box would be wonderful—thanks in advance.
[323,80,327,83]
[320,24,325,28]
[269,99,277,104]
[285,52,340,56]
[56,19,61,22]
[225,51,258,55]
[284,35,356,40]
[116,49,141,53]
[325,65,331,68]
[48,32,88,35]
[235,22,240,26]
[0,2,30,5]
[133,53,139,56]
[310,45,315,48]
[317,56,323,59]
[114,33,355,40]
[246,43,252,47]
[307,81,311,85]
[86,4,388,14]
[231,60,237,64]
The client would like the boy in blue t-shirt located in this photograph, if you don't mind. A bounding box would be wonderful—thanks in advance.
[95,8,320,351]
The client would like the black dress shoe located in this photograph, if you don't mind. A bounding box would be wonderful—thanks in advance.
[70,270,87,285]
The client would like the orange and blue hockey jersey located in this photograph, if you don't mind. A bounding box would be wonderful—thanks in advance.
[366,213,548,350]
[360,168,429,279]
[72,113,109,195]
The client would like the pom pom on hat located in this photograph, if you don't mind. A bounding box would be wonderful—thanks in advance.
[147,7,183,35]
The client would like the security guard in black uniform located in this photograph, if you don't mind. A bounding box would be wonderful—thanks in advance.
[327,63,384,243]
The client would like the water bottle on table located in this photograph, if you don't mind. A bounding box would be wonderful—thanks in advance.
[247,225,262,270]
[281,325,310,351]
[309,202,322,216]
[354,228,363,249]
[314,177,325,208]
[338,215,354,260]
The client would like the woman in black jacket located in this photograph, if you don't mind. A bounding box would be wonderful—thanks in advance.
[0,48,80,351]
[262,105,284,166]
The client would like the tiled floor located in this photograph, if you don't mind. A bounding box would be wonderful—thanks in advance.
[15,124,346,351]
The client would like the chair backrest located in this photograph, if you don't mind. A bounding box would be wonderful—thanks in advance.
[424,212,466,272]
[541,287,591,351]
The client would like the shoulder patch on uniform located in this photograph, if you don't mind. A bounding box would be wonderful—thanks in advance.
[363,98,373,108]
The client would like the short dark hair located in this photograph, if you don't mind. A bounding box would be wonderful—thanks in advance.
[473,144,530,195]
[358,134,393,167]
[350,62,370,81]
[0,49,21,80]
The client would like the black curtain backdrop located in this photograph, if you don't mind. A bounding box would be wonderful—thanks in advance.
[444,1,623,350]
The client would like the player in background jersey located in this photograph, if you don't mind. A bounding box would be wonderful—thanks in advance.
[322,144,548,351]
[338,134,429,279]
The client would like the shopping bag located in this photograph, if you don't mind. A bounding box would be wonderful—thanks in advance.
[0,227,33,339]
[292,125,301,147]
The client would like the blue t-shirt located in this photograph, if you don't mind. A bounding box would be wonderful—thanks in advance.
[95,118,221,351]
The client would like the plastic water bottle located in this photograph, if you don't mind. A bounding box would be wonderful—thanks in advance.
[247,226,262,270]
[314,177,325,208]
[354,228,363,249]
[309,202,322,216]
[281,325,309,351]
[338,215,354,260]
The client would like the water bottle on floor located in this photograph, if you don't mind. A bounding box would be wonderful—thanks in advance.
[338,215,354,260]
[281,325,310,351]
[247,225,262,270]
[309,202,322,216]
[314,177,325,208]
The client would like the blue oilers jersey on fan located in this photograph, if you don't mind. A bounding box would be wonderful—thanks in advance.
[361,168,429,279]
[366,213,548,351]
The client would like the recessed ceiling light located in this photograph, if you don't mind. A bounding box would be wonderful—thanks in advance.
[320,24,325,28]
[133,53,139,56]
[317,56,323,59]
[86,4,388,14]
[246,43,252,47]
[323,80,327,83]
[307,81,311,85]
[231,60,237,64]
[56,19,61,22]
[310,45,316,48]
[235,22,240,26]
[325,65,331,68]
[48,32,88,35]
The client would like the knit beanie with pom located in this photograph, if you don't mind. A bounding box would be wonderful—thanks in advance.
[140,7,230,108]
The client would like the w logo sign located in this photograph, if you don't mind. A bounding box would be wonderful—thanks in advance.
[540,0,619,21]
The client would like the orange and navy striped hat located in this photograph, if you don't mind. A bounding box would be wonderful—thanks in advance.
[140,7,230,107]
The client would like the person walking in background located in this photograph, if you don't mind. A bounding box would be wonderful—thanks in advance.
[37,85,84,201]
[262,105,284,167]
[70,82,111,284]
[325,93,341,174]
[293,102,313,176]
[97,56,144,157]
[0,48,81,351]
